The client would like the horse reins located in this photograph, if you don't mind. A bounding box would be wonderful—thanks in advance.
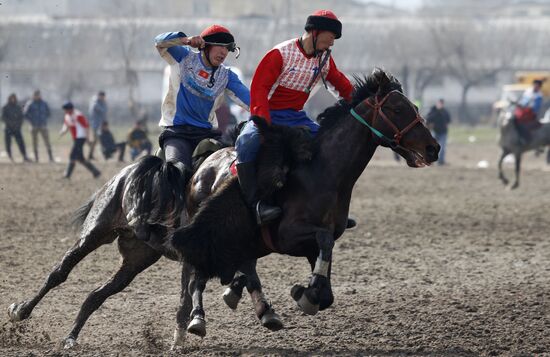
[350,90,424,150]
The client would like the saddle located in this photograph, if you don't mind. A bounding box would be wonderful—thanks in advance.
[192,138,226,171]
[514,107,536,124]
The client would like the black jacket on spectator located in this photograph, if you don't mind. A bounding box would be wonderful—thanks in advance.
[2,103,24,130]
[426,106,451,135]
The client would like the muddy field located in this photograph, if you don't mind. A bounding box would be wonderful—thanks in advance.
[0,138,549,357]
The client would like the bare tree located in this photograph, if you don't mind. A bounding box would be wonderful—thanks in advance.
[110,0,143,117]
[428,18,529,123]
[0,24,11,102]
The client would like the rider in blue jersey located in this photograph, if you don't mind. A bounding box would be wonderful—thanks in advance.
[155,25,250,170]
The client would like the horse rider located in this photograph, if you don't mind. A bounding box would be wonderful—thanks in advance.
[514,79,544,144]
[235,10,354,225]
[155,25,249,172]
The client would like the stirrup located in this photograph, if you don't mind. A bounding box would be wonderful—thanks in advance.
[254,201,281,225]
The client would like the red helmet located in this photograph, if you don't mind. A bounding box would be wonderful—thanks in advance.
[200,24,235,44]
[304,10,342,39]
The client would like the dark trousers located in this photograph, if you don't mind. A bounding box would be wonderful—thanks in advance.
[31,126,53,161]
[65,138,101,178]
[163,138,195,167]
[159,125,221,168]
[4,127,28,160]
[70,138,86,161]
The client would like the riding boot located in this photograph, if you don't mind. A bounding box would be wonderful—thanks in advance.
[47,148,54,162]
[64,162,76,178]
[236,162,281,225]
[82,160,101,178]
[346,218,357,229]
[34,148,39,162]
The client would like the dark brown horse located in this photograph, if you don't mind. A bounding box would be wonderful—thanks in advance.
[7,69,438,349]
[6,152,289,349]
[171,69,440,323]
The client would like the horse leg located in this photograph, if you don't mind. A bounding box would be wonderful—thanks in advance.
[186,269,208,337]
[498,149,510,185]
[291,229,334,316]
[172,262,193,349]
[511,153,521,189]
[59,236,161,349]
[222,272,247,310]
[8,228,116,322]
[306,253,334,311]
[238,260,283,331]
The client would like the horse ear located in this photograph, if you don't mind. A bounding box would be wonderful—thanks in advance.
[373,69,391,95]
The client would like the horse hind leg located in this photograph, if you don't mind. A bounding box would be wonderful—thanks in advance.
[172,262,193,349]
[498,149,510,185]
[59,236,161,349]
[222,272,247,310]
[8,227,117,323]
[186,269,208,337]
[510,153,521,189]
[221,260,283,331]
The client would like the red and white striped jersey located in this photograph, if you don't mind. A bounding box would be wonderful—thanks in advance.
[63,109,89,139]
[250,38,353,122]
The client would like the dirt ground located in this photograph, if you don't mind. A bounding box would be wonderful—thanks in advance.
[0,138,549,357]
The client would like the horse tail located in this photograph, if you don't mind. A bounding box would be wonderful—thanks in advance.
[124,156,189,237]
[71,194,96,231]
[169,178,257,283]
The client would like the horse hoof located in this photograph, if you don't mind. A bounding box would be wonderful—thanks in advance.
[187,316,206,337]
[291,284,305,302]
[7,302,27,322]
[59,337,78,350]
[222,287,241,310]
[171,327,186,349]
[261,311,284,331]
[296,292,320,315]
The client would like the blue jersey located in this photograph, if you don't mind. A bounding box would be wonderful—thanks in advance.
[519,88,543,115]
[155,32,250,129]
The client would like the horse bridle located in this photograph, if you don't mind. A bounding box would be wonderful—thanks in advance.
[350,89,425,150]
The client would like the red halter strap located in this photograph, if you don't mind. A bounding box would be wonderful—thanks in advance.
[362,90,424,144]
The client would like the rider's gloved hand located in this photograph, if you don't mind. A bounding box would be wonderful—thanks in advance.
[250,115,270,128]
[184,36,205,49]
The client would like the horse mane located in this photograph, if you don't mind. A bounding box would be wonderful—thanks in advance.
[316,68,403,135]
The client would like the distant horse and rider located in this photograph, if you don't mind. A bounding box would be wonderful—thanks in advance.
[7,69,439,349]
[497,79,550,189]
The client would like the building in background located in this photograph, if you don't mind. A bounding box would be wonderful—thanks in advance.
[1,0,549,123]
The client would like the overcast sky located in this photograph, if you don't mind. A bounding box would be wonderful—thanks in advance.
[359,0,423,10]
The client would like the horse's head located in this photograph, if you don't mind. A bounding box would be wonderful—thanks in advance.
[354,70,440,167]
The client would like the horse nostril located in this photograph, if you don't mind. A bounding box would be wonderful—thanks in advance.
[426,145,439,161]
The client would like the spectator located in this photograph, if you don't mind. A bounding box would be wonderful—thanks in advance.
[426,98,451,166]
[88,91,108,160]
[24,89,54,162]
[99,121,125,162]
[2,94,31,162]
[127,120,152,161]
[59,102,101,179]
